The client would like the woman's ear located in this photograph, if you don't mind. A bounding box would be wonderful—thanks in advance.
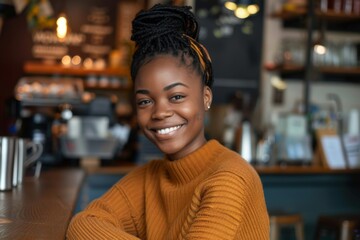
[203,86,213,111]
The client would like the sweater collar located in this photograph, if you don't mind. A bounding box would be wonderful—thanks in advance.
[163,140,223,185]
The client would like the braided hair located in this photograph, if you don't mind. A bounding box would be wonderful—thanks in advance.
[130,4,214,89]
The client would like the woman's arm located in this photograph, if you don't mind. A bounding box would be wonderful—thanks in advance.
[66,167,147,240]
[67,185,140,240]
[181,171,269,240]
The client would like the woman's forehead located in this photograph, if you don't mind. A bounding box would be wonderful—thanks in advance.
[138,54,199,77]
[134,56,202,90]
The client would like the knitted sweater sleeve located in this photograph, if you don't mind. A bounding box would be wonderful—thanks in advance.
[182,170,269,240]
[66,167,147,240]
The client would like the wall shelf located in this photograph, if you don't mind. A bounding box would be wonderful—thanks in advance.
[265,64,360,76]
[19,98,83,107]
[271,9,360,22]
[265,63,304,73]
[319,66,360,75]
[24,61,130,77]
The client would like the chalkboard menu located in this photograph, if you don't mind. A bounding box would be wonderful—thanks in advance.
[31,0,117,62]
[195,0,264,103]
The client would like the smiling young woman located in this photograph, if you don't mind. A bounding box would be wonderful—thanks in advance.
[134,54,212,160]
[67,4,269,240]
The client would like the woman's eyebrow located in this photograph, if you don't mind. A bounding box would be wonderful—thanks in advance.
[163,82,189,91]
[135,82,189,95]
[135,89,149,95]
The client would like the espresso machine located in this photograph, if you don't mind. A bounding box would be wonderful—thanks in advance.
[20,111,59,165]
[14,76,84,166]
[14,76,125,166]
[60,96,120,161]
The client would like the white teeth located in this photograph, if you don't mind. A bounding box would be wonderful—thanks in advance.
[157,125,181,135]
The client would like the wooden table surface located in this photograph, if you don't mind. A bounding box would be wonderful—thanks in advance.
[0,168,85,240]
[84,164,360,175]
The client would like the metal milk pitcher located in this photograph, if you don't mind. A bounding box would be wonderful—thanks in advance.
[0,137,16,191]
[12,138,43,187]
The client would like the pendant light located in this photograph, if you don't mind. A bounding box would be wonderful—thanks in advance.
[56,13,68,40]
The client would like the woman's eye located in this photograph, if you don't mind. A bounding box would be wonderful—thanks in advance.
[137,99,151,106]
[171,95,185,101]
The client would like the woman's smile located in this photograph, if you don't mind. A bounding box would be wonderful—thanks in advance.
[152,124,183,135]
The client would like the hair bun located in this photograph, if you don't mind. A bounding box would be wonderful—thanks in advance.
[131,4,198,47]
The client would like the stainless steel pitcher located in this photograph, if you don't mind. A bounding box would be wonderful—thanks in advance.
[13,138,43,187]
[0,137,16,191]
[0,137,43,191]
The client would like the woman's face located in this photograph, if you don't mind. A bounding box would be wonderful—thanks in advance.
[134,55,212,160]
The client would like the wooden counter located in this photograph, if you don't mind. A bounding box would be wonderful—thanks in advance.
[255,165,360,175]
[83,164,360,175]
[0,168,85,240]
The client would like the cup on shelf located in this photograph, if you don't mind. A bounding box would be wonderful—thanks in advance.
[110,77,121,88]
[86,75,98,87]
[83,58,94,69]
[98,76,110,88]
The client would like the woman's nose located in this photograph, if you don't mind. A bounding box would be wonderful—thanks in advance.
[151,101,173,120]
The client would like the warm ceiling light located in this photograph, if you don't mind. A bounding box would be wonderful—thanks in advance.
[56,14,68,40]
[271,76,287,90]
[225,1,237,11]
[314,44,326,55]
[235,6,250,19]
[247,4,259,14]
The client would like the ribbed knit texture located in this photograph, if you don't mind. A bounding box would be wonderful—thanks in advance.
[67,140,269,239]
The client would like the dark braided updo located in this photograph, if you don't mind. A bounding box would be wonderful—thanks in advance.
[130,4,214,89]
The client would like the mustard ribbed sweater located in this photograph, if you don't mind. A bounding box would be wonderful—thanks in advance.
[67,140,269,239]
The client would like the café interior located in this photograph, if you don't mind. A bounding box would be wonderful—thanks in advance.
[0,0,359,239]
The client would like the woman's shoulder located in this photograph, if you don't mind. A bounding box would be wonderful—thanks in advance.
[112,159,164,193]
[210,143,260,183]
